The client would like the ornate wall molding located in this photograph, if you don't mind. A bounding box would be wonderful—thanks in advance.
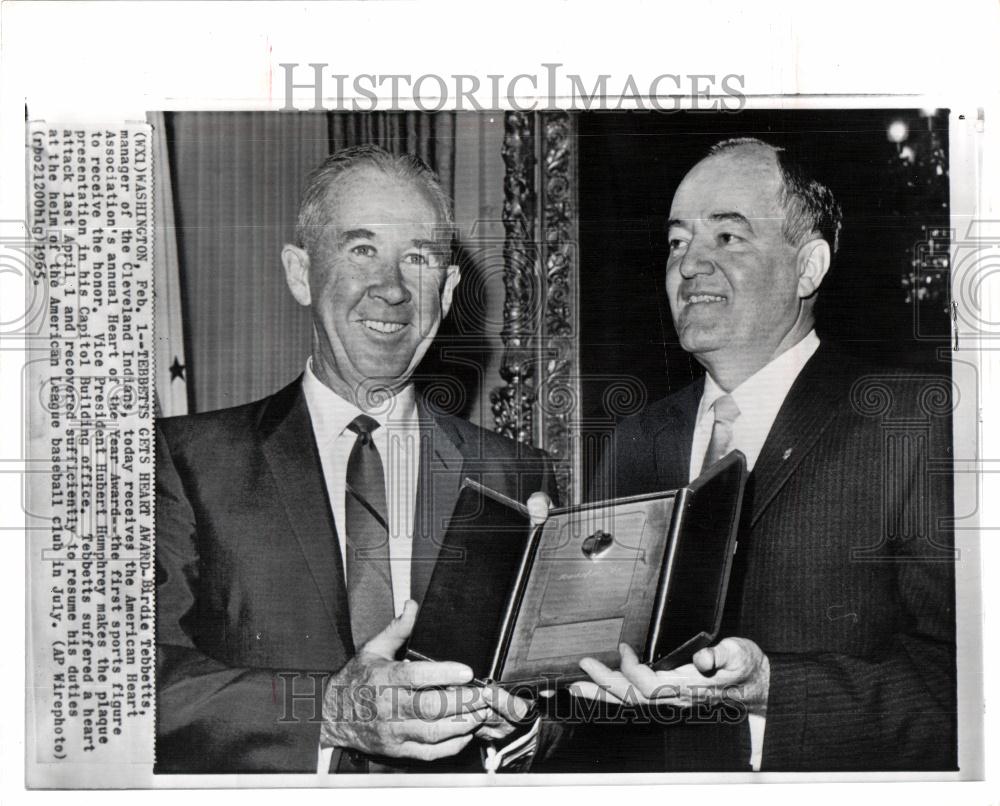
[536,113,581,503]
[491,111,537,446]
[493,112,581,504]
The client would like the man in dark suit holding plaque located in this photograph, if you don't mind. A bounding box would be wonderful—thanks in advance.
[566,138,957,772]
[155,146,556,774]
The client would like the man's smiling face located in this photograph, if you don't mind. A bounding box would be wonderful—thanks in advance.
[665,147,804,380]
[298,166,459,402]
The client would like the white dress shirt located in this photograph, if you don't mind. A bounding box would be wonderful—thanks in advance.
[686,330,820,771]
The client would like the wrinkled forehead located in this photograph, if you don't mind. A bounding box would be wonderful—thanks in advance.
[669,150,785,223]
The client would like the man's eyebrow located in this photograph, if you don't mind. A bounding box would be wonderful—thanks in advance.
[336,228,376,247]
[709,211,755,232]
[667,213,757,233]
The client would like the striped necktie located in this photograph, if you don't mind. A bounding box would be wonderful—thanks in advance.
[700,393,740,474]
[344,414,394,651]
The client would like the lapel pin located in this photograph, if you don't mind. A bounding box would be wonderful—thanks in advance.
[782,448,793,461]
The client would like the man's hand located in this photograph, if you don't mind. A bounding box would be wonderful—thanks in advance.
[321,601,491,761]
[472,684,536,741]
[527,491,553,527]
[570,637,771,714]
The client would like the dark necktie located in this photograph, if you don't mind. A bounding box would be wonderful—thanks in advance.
[700,393,740,474]
[345,414,394,651]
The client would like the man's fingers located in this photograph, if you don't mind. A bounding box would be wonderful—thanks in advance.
[362,600,418,660]
[712,638,747,670]
[527,491,552,527]
[568,680,617,702]
[619,643,641,667]
[579,656,613,678]
[481,685,531,722]
[407,686,489,719]
[386,660,475,688]
[692,646,718,674]
[618,643,663,698]
[397,733,475,763]
[694,639,750,676]
[475,722,516,741]
[577,657,639,704]
[401,711,488,744]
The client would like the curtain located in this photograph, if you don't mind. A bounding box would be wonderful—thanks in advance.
[149,112,189,417]
[329,112,455,194]
[166,111,460,414]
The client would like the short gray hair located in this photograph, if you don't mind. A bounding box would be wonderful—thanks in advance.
[707,137,843,256]
[295,144,454,256]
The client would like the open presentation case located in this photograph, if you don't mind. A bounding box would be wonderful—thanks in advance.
[407,451,748,688]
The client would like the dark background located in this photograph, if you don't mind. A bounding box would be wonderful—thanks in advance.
[577,109,952,432]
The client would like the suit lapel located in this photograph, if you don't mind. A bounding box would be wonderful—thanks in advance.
[748,346,847,525]
[258,379,352,649]
[652,379,702,492]
[410,401,466,605]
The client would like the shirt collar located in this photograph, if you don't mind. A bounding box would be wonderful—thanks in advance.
[700,330,821,423]
[302,357,418,449]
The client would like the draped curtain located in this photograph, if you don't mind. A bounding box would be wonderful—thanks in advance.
[149,111,189,417]
[166,111,462,414]
[329,112,455,195]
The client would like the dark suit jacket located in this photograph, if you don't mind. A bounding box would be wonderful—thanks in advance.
[155,377,557,773]
[546,344,956,773]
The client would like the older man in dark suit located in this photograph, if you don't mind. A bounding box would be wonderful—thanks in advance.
[155,146,556,774]
[567,138,956,772]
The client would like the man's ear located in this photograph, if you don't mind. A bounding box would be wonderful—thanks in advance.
[440,265,461,317]
[281,244,312,307]
[795,238,831,299]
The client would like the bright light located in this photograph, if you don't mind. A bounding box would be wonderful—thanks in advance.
[887,120,909,143]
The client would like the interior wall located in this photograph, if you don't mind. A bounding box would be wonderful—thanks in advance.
[167,112,325,412]
[432,114,506,428]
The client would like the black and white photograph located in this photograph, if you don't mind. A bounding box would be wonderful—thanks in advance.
[3,3,998,803]
[151,108,965,775]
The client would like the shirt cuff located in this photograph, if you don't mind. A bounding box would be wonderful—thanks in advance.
[483,717,541,773]
[318,720,544,774]
[318,743,335,774]
[749,713,766,771]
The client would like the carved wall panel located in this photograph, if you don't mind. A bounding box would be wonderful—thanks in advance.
[492,112,582,504]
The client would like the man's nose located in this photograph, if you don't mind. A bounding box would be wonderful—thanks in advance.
[677,239,716,280]
[367,259,411,305]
